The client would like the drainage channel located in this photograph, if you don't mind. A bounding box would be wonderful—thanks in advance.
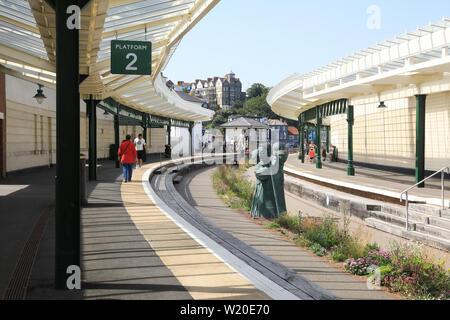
[148,162,337,301]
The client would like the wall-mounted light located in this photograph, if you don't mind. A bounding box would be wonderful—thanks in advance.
[33,84,47,104]
[378,101,387,109]
[103,109,109,115]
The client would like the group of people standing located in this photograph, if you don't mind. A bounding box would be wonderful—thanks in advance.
[300,139,337,163]
[117,133,147,183]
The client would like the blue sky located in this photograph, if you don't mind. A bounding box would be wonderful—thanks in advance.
[163,0,450,90]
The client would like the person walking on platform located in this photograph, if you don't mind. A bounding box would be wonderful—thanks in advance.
[134,133,146,169]
[118,134,137,183]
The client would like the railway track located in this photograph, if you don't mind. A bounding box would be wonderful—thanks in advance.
[146,159,337,300]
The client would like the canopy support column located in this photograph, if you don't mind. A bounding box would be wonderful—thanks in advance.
[114,102,120,168]
[189,122,194,162]
[167,123,171,159]
[300,115,305,163]
[142,114,148,162]
[298,116,303,162]
[347,105,355,176]
[87,97,99,181]
[54,0,81,290]
[326,126,330,153]
[0,72,6,179]
[315,108,322,169]
[415,94,427,188]
[167,124,171,146]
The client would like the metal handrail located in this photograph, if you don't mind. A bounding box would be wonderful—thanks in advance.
[400,166,450,231]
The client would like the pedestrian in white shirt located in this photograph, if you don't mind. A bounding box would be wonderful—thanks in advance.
[134,134,146,168]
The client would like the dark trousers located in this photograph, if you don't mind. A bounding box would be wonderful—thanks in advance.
[122,163,133,181]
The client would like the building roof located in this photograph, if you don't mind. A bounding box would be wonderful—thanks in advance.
[269,119,287,126]
[220,117,270,129]
[174,90,204,104]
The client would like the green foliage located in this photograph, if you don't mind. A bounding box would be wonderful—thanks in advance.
[213,165,254,211]
[246,83,268,99]
[364,242,380,254]
[270,211,362,260]
[382,241,450,299]
[265,221,281,229]
[309,243,327,257]
[277,213,302,234]
[330,250,348,262]
[242,94,278,119]
[232,100,245,109]
[302,215,340,250]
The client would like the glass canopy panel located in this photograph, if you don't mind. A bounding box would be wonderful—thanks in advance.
[123,88,156,97]
[104,0,194,34]
[0,0,36,27]
[0,20,47,59]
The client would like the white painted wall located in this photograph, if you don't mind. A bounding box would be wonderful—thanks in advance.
[4,75,166,172]
[330,90,450,171]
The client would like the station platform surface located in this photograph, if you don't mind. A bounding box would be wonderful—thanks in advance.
[81,161,270,300]
[1,158,270,300]
[285,155,450,207]
[5,155,429,300]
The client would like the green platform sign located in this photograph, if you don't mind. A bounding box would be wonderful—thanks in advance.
[111,40,152,75]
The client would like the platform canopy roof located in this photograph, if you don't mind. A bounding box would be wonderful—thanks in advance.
[267,18,450,120]
[0,0,217,122]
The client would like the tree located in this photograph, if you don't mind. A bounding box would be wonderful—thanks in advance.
[232,99,244,110]
[246,83,268,99]
[241,90,278,119]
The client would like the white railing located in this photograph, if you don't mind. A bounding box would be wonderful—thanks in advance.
[400,166,450,231]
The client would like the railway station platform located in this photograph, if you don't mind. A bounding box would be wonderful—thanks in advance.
[280,154,450,253]
[1,158,271,300]
[1,155,406,300]
[284,155,450,207]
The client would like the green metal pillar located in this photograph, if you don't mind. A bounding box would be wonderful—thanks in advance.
[142,114,148,145]
[189,122,194,162]
[347,105,355,176]
[167,124,171,146]
[87,97,99,181]
[114,102,120,168]
[315,107,322,169]
[301,128,306,163]
[298,116,303,161]
[167,123,171,159]
[54,0,81,290]
[415,94,427,188]
[142,114,147,162]
[256,129,260,164]
[326,126,330,153]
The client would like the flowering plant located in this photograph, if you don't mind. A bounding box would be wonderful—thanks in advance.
[438,290,450,300]
[382,242,450,298]
[365,249,391,266]
[344,257,378,276]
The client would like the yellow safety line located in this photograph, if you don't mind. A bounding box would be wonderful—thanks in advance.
[120,163,270,300]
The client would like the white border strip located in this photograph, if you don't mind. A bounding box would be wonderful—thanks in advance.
[141,165,300,300]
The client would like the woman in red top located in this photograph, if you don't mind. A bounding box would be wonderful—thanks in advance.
[118,134,138,183]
